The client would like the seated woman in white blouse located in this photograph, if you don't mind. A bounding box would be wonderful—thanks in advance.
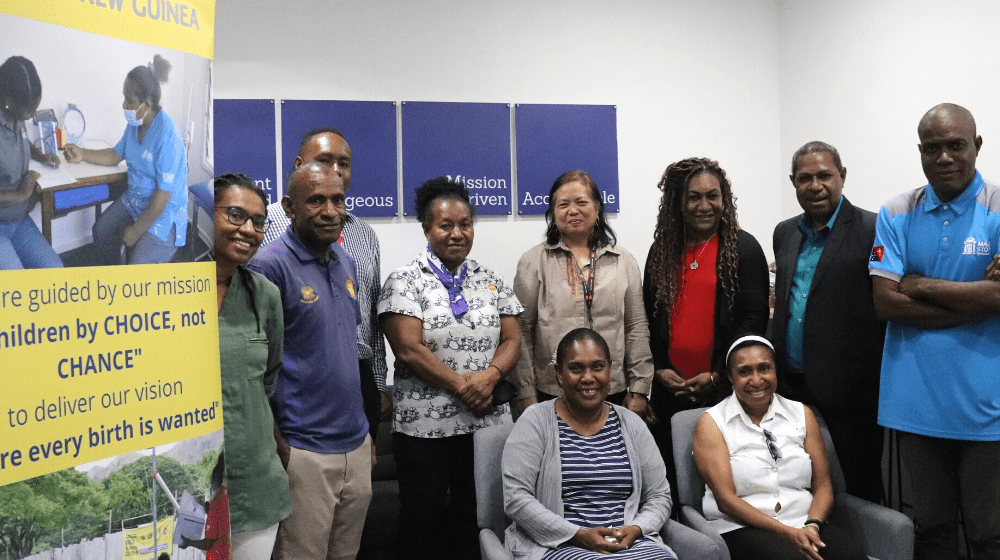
[692,336,866,560]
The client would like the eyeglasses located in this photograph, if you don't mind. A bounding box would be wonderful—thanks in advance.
[763,429,782,462]
[217,206,268,233]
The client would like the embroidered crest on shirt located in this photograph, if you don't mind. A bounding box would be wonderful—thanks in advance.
[963,237,992,255]
[870,246,884,262]
[142,149,152,161]
[300,286,319,304]
[346,278,356,299]
[161,172,174,183]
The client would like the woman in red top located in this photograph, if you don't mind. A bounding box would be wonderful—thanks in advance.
[642,157,769,494]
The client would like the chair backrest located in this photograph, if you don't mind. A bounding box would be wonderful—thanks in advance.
[671,407,710,513]
[474,422,516,540]
[670,405,849,513]
[188,180,214,213]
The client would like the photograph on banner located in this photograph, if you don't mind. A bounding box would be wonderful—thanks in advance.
[0,12,214,268]
[280,99,398,217]
[401,101,512,216]
[2,3,233,560]
[515,104,620,215]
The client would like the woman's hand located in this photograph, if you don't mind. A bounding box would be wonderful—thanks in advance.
[63,144,83,163]
[567,526,627,553]
[782,525,825,560]
[613,525,642,549]
[623,392,648,417]
[456,369,497,417]
[655,368,685,394]
[680,371,717,401]
[36,152,60,167]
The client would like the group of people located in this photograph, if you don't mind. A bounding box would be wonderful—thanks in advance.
[215,101,998,560]
[0,54,187,270]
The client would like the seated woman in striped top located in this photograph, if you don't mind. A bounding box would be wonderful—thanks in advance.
[502,328,676,560]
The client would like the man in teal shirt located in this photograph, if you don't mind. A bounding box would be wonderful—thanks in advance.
[772,141,885,503]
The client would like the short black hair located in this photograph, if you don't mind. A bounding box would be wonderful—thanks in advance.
[725,336,776,371]
[211,451,225,489]
[413,176,475,230]
[555,328,612,368]
[791,141,843,176]
[299,126,347,154]
[0,56,41,115]
[214,172,268,213]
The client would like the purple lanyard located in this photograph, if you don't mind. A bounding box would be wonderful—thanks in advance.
[427,249,469,319]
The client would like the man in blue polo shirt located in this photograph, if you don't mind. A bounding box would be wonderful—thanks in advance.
[870,103,1000,560]
[249,162,370,560]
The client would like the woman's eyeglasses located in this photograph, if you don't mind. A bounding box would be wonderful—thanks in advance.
[763,429,782,461]
[217,206,267,233]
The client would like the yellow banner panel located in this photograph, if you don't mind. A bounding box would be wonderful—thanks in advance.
[0,262,222,485]
[0,0,215,59]
[123,516,174,560]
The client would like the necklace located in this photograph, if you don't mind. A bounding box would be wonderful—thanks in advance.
[689,238,713,270]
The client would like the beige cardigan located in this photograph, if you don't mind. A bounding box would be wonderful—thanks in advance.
[512,240,654,399]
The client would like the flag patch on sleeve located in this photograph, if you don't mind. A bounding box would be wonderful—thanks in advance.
[870,246,885,262]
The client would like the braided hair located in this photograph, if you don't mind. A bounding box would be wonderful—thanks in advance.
[646,157,741,324]
[414,176,475,231]
[214,173,268,333]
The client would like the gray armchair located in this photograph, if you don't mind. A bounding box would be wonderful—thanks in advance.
[474,422,722,560]
[670,407,913,560]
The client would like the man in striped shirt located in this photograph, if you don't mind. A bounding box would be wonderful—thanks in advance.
[262,127,390,463]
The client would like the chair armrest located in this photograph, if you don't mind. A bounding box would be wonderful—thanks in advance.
[479,528,510,560]
[679,505,731,560]
[660,517,722,560]
[830,493,913,560]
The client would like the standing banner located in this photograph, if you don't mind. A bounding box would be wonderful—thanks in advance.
[515,104,620,215]
[1,3,224,560]
[123,516,174,560]
[214,99,278,203]
[401,101,512,216]
[280,100,398,217]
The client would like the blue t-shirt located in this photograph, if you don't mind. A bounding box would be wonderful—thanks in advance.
[869,172,1000,440]
[114,110,188,246]
[248,228,368,454]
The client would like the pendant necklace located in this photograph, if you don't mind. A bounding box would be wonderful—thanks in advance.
[689,237,713,270]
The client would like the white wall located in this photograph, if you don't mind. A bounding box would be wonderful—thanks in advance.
[776,0,1000,221]
[213,0,785,283]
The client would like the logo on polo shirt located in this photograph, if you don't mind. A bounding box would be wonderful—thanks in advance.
[300,286,319,304]
[870,246,884,262]
[963,237,991,255]
[346,279,356,299]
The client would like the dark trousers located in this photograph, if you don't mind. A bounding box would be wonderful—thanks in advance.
[782,373,884,504]
[722,524,867,560]
[393,433,480,560]
[899,432,1000,560]
[647,381,714,513]
[359,358,380,438]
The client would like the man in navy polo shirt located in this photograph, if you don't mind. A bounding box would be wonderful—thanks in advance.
[249,162,371,560]
[870,103,1000,560]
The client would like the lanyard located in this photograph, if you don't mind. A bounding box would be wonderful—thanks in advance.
[578,250,597,313]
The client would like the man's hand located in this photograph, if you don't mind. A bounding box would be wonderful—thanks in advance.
[123,223,142,247]
[379,391,394,422]
[63,144,83,163]
[274,428,290,470]
[985,255,1000,282]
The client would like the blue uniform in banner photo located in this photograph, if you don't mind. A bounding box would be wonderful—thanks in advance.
[869,171,1000,440]
[114,109,188,246]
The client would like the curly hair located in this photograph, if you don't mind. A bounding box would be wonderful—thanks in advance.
[544,170,616,249]
[646,157,741,321]
[414,176,475,230]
